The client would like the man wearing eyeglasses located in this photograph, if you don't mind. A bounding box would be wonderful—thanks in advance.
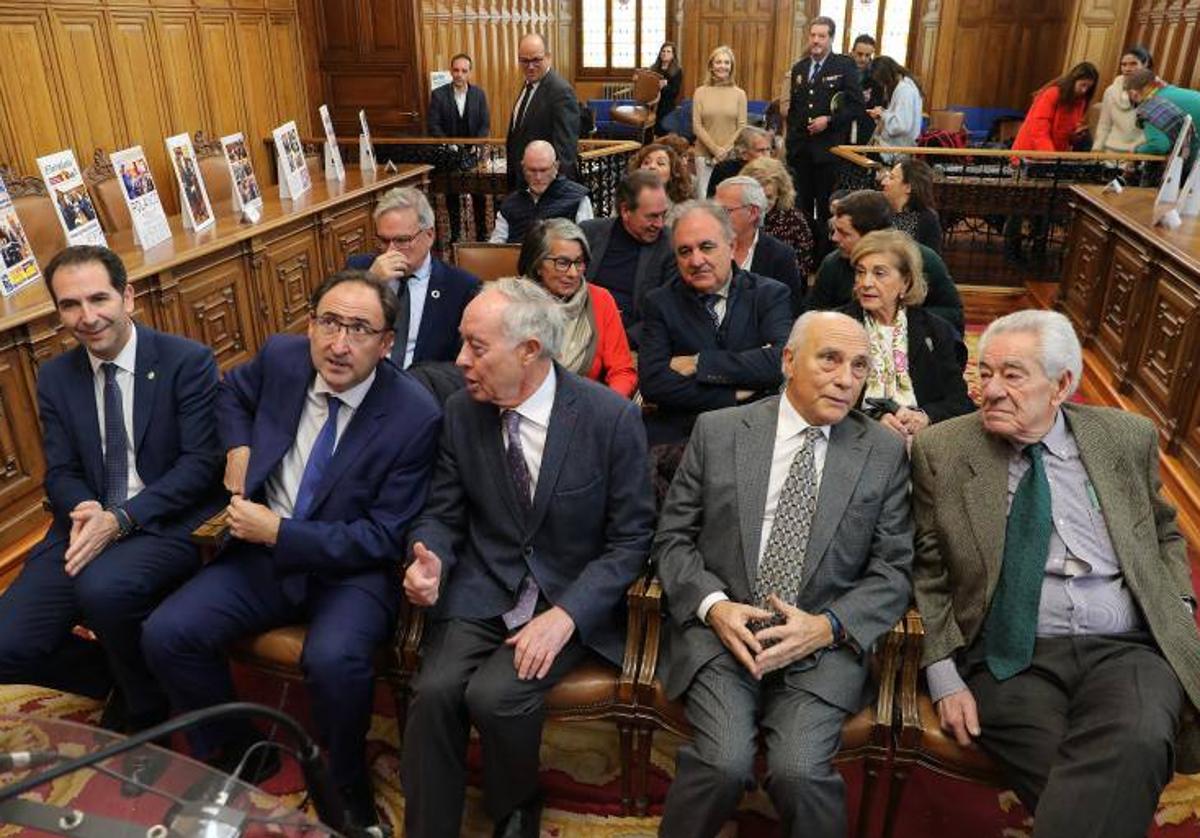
[714,176,806,316]
[144,270,442,833]
[347,186,479,368]
[505,32,581,187]
[488,141,593,244]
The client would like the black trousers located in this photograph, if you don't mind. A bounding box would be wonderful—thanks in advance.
[964,632,1184,838]
[789,153,837,261]
[400,616,589,838]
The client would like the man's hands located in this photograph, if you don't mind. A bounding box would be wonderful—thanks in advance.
[879,407,929,448]
[707,600,771,673]
[368,251,412,284]
[403,541,442,606]
[669,354,699,376]
[64,501,118,577]
[224,446,250,495]
[227,495,281,545]
[866,106,883,121]
[807,115,830,134]
[936,688,982,746]
[709,596,837,678]
[506,606,576,680]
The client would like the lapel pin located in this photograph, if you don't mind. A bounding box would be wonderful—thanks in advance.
[147,371,156,380]
[431,289,441,299]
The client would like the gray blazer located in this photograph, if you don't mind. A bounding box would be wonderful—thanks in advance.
[653,396,914,711]
[580,216,678,348]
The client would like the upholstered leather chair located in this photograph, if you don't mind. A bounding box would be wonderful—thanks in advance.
[611,70,664,144]
[81,149,133,236]
[928,110,967,135]
[193,131,234,210]
[451,242,521,281]
[2,168,66,268]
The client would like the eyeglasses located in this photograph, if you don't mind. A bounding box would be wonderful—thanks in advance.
[312,313,387,343]
[543,256,587,272]
[377,230,427,250]
[518,56,546,66]
[721,204,753,214]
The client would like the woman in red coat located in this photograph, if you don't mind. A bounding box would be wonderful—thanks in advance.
[517,218,638,397]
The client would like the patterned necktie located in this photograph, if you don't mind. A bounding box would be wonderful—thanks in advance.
[501,409,539,628]
[293,394,341,520]
[514,82,534,128]
[984,443,1053,680]
[753,426,825,628]
[701,293,721,328]
[389,277,411,367]
[808,59,823,83]
[101,362,128,507]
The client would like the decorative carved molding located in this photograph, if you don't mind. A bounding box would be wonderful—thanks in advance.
[0,166,48,198]
[192,130,224,160]
[83,147,115,187]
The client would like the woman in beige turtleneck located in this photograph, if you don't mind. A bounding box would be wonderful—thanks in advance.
[692,45,747,197]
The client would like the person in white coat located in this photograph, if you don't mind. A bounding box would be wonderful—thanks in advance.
[1092,46,1153,153]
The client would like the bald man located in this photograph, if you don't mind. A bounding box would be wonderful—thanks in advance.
[489,141,593,244]
[505,33,581,186]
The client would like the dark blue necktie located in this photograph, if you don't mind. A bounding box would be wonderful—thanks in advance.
[701,293,721,328]
[502,409,532,512]
[293,394,341,520]
[101,362,128,507]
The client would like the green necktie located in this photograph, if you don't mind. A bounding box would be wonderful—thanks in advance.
[984,443,1053,680]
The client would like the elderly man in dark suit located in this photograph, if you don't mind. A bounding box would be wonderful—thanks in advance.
[714,175,806,315]
[506,32,580,186]
[639,200,793,446]
[346,186,478,368]
[144,271,441,831]
[428,52,491,138]
[400,278,655,838]
[581,170,677,348]
[912,309,1200,838]
[655,310,914,837]
[786,16,864,257]
[0,245,222,731]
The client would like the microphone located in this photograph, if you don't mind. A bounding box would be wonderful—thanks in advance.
[0,751,60,772]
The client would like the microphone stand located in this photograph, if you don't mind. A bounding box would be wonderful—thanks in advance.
[0,702,349,835]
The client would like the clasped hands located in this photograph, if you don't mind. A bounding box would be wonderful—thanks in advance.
[708,595,834,679]
[403,541,576,681]
[63,500,119,577]
[222,446,281,546]
[879,406,929,445]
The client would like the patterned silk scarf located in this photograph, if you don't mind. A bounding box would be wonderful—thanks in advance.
[862,306,918,407]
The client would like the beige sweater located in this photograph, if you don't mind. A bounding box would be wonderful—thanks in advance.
[692,84,747,158]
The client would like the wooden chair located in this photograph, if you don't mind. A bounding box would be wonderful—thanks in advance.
[3,167,68,266]
[193,131,234,209]
[630,577,905,834]
[83,149,134,235]
[928,110,967,135]
[881,608,1008,838]
[611,69,664,143]
[451,242,521,281]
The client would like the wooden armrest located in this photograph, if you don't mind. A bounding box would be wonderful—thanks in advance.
[897,607,927,746]
[872,616,906,736]
[191,510,230,546]
[635,576,665,694]
[617,573,651,703]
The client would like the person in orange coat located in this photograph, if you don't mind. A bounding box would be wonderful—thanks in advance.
[518,218,638,398]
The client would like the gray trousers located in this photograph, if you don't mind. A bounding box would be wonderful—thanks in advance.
[659,650,849,838]
[965,632,1184,838]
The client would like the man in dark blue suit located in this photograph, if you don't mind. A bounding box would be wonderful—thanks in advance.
[427,53,491,138]
[639,201,794,446]
[143,270,441,829]
[400,278,655,838]
[0,245,222,731]
[715,176,806,315]
[345,186,478,368]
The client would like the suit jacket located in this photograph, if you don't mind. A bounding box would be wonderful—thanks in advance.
[37,324,223,544]
[786,52,864,164]
[639,269,793,444]
[345,254,479,365]
[581,216,678,348]
[218,334,441,610]
[837,303,974,423]
[505,69,581,184]
[911,404,1200,771]
[654,398,914,709]
[749,231,805,316]
[409,366,656,664]
[428,83,490,138]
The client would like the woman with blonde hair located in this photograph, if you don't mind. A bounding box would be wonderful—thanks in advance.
[739,156,815,276]
[692,45,747,197]
[838,229,972,442]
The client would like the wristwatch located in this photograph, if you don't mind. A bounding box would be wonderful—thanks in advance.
[107,505,136,539]
[821,609,846,650]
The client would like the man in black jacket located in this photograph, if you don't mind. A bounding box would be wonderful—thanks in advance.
[428,53,491,138]
[714,176,806,315]
[506,33,580,185]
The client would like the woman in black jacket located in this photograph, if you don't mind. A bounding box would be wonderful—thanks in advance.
[881,156,943,253]
[649,42,683,135]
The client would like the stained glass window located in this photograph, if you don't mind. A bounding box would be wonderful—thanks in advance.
[579,0,670,74]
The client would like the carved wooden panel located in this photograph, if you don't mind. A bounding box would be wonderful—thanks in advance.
[1060,209,1110,340]
[0,10,70,171]
[269,12,308,127]
[157,12,211,133]
[49,8,124,156]
[261,226,322,334]
[198,12,247,137]
[324,204,373,275]
[0,345,46,551]
[234,12,278,192]
[1127,0,1200,88]
[177,256,257,370]
[1131,265,1200,439]
[680,0,796,101]
[1095,235,1151,386]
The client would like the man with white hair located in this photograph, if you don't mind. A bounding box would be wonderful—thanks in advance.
[714,176,805,315]
[400,278,655,838]
[912,309,1200,837]
[489,140,593,244]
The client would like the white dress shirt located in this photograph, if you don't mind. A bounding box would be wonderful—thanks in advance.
[454,86,468,118]
[89,326,144,501]
[698,394,831,622]
[501,365,557,497]
[388,252,432,368]
[736,231,760,272]
[265,370,376,518]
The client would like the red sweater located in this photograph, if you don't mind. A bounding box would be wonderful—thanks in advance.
[1013,85,1088,152]
[585,283,638,398]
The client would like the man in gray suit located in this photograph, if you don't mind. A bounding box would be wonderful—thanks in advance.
[912,309,1200,837]
[400,278,655,838]
[655,310,914,837]
[581,170,676,348]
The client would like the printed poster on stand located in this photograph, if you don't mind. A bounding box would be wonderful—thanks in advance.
[0,177,40,297]
[359,109,377,175]
[110,145,172,250]
[272,120,312,200]
[36,149,106,247]
[165,133,216,233]
[318,105,346,183]
[220,133,264,217]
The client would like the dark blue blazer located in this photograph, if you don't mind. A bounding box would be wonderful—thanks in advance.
[428,83,490,138]
[218,334,442,609]
[409,366,655,664]
[749,231,806,317]
[37,324,223,544]
[639,269,793,444]
[345,254,479,365]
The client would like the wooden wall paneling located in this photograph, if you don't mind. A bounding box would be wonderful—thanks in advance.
[156,11,212,135]
[0,341,48,553]
[1125,0,1200,89]
[49,8,125,160]
[175,250,259,371]
[233,12,280,194]
[270,12,311,132]
[681,0,797,103]
[197,12,248,139]
[0,8,71,171]
[108,10,179,215]
[1062,0,1133,88]
[321,199,374,275]
[1059,207,1112,340]
[1131,263,1200,444]
[1094,233,1152,390]
[258,222,322,334]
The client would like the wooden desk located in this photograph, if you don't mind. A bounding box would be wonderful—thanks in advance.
[1061,185,1200,478]
[0,165,430,575]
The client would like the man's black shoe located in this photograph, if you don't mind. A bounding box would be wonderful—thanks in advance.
[493,796,543,838]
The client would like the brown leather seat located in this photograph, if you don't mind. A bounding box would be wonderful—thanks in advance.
[928,110,967,135]
[452,242,521,281]
[5,168,68,266]
[82,149,134,235]
[612,70,663,143]
[193,132,234,211]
